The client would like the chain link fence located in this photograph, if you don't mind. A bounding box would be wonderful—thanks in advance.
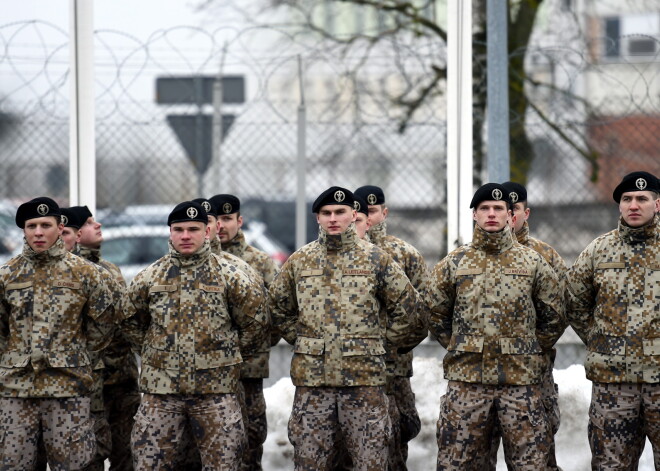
[1,4,660,366]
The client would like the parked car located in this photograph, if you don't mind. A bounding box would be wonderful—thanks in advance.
[0,201,23,264]
[101,221,290,282]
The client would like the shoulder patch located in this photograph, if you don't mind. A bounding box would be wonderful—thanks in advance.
[199,283,223,293]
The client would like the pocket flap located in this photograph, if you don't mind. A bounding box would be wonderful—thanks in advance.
[149,284,177,294]
[195,350,241,369]
[589,333,626,355]
[342,337,385,356]
[644,338,660,356]
[448,334,484,353]
[499,337,542,355]
[294,337,325,355]
[142,346,180,370]
[0,351,30,368]
[46,350,91,368]
[6,282,32,291]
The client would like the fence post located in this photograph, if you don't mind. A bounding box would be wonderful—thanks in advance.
[296,55,307,249]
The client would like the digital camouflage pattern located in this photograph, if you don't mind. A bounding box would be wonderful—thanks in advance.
[288,386,390,471]
[426,224,565,385]
[0,238,117,397]
[131,393,245,470]
[0,396,95,471]
[588,382,657,469]
[515,222,568,279]
[223,229,279,288]
[367,221,427,469]
[123,239,268,395]
[567,215,660,383]
[269,224,423,387]
[437,381,551,471]
[78,245,139,471]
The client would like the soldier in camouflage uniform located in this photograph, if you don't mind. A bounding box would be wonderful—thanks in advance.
[209,193,278,471]
[484,181,568,471]
[426,183,565,471]
[354,185,429,471]
[122,201,268,470]
[566,171,660,470]
[0,197,118,470]
[68,205,140,471]
[269,186,424,471]
[60,207,83,252]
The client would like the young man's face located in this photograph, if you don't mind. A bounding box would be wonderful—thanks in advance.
[170,221,209,255]
[367,204,388,226]
[619,190,660,228]
[79,217,103,248]
[61,226,80,252]
[510,202,530,233]
[24,217,63,253]
[317,205,356,235]
[354,212,371,239]
[216,213,242,244]
[473,201,511,233]
[207,215,218,240]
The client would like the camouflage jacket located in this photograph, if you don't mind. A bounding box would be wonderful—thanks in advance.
[79,246,139,390]
[426,225,565,385]
[567,215,660,383]
[223,229,279,288]
[0,238,117,397]
[211,237,271,379]
[268,224,423,387]
[123,239,268,395]
[514,222,568,278]
[368,221,429,378]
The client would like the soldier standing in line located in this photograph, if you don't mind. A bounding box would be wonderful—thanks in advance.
[485,181,568,471]
[60,207,84,252]
[426,183,565,470]
[269,186,424,471]
[210,193,278,471]
[122,201,268,470]
[353,194,371,240]
[67,205,140,471]
[0,197,118,470]
[566,171,660,469]
[354,184,430,470]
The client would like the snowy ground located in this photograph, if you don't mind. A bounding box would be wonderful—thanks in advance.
[263,357,656,471]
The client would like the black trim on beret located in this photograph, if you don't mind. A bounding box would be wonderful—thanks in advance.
[15,197,61,228]
[612,171,660,203]
[470,183,512,209]
[167,201,208,226]
[501,181,527,205]
[192,198,217,217]
[209,194,240,215]
[312,186,354,213]
[354,185,385,206]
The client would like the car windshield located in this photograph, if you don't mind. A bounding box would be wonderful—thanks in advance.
[103,234,169,266]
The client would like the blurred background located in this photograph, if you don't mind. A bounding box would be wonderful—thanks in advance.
[1,0,659,373]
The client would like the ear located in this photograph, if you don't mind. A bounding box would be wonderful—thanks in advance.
[382,206,389,218]
[57,223,64,236]
[351,210,357,222]
[237,215,244,229]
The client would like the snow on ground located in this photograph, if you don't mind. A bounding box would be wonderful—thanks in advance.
[263,358,655,471]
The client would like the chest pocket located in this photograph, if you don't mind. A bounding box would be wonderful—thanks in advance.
[593,262,627,335]
[647,265,660,308]
[5,281,33,314]
[148,284,178,327]
[198,283,231,331]
[296,269,325,322]
[455,268,483,325]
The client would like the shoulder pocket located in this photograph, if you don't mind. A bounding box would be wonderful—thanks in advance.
[456,268,483,276]
[300,269,323,277]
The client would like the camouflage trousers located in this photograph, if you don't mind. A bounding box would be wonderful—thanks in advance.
[589,382,660,470]
[130,393,245,471]
[486,360,561,470]
[0,396,95,471]
[288,386,391,471]
[239,378,267,471]
[436,381,551,471]
[82,410,112,471]
[389,376,421,470]
[104,382,140,471]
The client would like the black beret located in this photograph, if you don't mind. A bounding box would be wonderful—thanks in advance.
[612,171,660,203]
[60,207,87,229]
[209,194,240,215]
[312,186,354,213]
[192,198,217,217]
[67,205,93,226]
[15,197,61,228]
[501,181,527,205]
[470,183,511,209]
[353,194,369,216]
[167,201,208,226]
[354,185,385,206]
